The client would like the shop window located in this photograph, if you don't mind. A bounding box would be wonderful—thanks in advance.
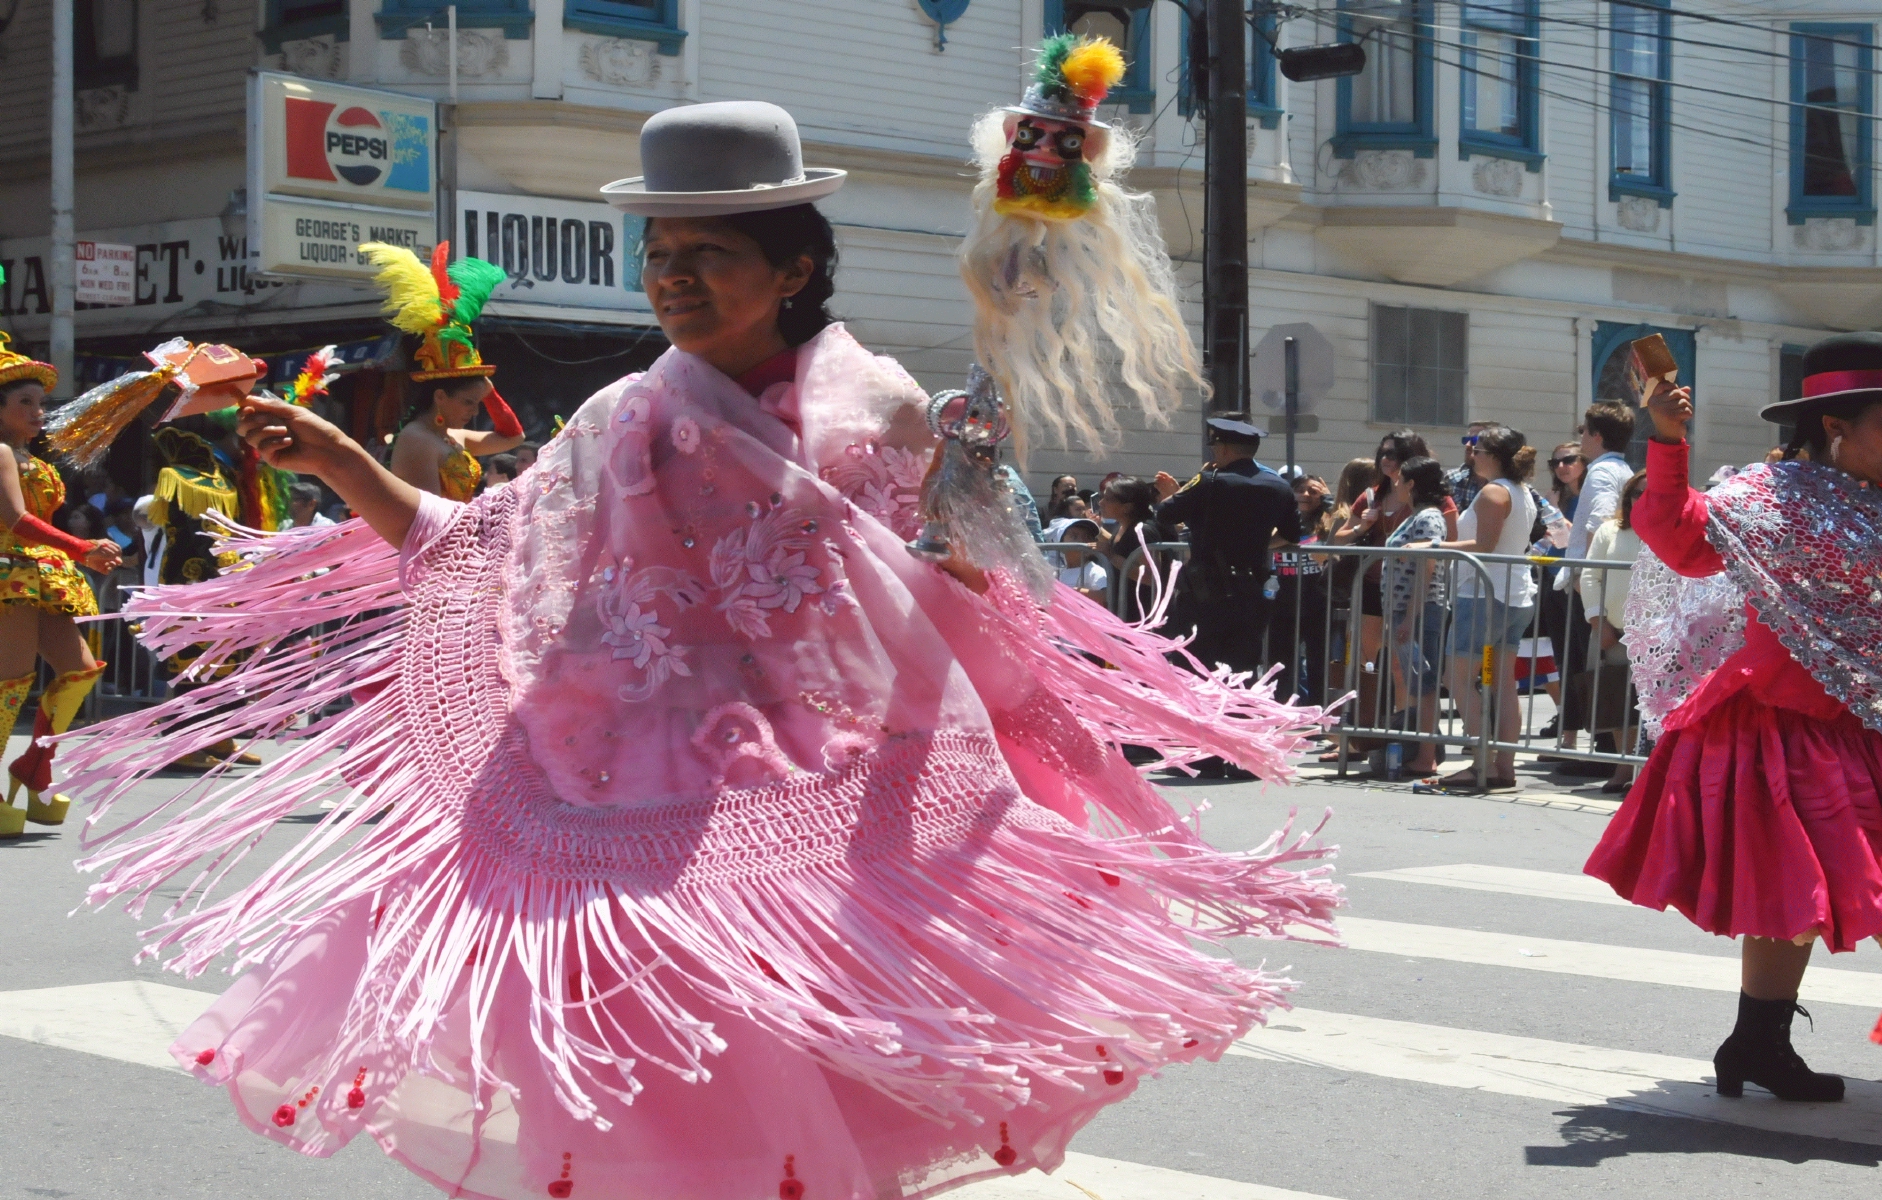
[1459,0,1541,170]
[1610,0,1673,207]
[565,0,686,55]
[1045,0,1154,115]
[261,0,348,54]
[1372,304,1467,427]
[379,0,531,40]
[1334,0,1435,159]
[76,0,138,92]
[1593,321,1692,467]
[1788,24,1874,226]
[1178,3,1281,129]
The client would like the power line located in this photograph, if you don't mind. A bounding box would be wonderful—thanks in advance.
[1463,0,1882,77]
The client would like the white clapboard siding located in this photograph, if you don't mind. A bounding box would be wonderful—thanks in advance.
[146,0,257,130]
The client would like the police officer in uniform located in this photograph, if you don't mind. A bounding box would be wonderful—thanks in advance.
[1153,413,1302,689]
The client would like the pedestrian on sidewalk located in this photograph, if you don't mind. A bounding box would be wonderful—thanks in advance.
[1587,330,1882,1105]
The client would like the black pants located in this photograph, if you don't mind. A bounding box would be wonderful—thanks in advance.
[1170,588,1274,680]
[1267,573,1328,705]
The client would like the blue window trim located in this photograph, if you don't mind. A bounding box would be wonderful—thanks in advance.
[1332,0,1436,160]
[261,0,348,53]
[1177,5,1282,128]
[565,0,686,54]
[1787,23,1874,226]
[1608,0,1675,207]
[378,0,532,40]
[1457,0,1543,171]
[1045,0,1154,115]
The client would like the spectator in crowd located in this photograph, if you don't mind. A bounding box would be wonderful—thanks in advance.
[514,441,541,473]
[133,496,164,591]
[1544,402,1636,750]
[1444,420,1494,512]
[995,463,1044,542]
[1044,515,1109,601]
[1061,494,1093,520]
[1045,474,1079,519]
[484,453,521,488]
[1423,425,1539,793]
[1549,441,1586,521]
[1384,456,1452,776]
[1096,475,1165,618]
[288,482,336,529]
[1328,431,1456,726]
[1576,470,1649,793]
[1272,474,1334,705]
[84,469,128,514]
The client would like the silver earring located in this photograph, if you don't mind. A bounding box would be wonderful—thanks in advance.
[781,297,794,310]
[1831,434,1845,466]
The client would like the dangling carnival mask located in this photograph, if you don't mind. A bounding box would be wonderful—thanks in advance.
[994,34,1125,221]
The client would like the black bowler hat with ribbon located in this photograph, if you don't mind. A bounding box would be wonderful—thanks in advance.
[1762,331,1882,424]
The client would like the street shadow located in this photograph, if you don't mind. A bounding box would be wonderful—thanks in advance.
[1527,1080,1882,1167]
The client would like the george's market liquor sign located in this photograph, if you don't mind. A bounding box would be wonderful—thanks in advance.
[0,216,364,331]
[248,72,438,282]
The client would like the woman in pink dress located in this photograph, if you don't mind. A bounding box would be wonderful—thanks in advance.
[61,103,1337,1200]
[1586,330,1882,1103]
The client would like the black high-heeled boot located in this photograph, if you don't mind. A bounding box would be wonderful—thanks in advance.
[1713,991,1844,1102]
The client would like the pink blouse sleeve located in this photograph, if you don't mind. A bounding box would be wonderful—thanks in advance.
[1633,438,1726,578]
[399,491,466,591]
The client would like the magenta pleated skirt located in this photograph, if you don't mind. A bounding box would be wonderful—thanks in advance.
[1586,692,1882,953]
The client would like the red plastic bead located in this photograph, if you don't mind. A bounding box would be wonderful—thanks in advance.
[547,1182,573,1198]
[195,1049,216,1066]
[1182,1039,1199,1049]
[272,1104,297,1128]
[778,1181,804,1200]
[1098,871,1120,887]
[347,1087,365,1110]
[993,1146,1018,1168]
[1103,1068,1125,1085]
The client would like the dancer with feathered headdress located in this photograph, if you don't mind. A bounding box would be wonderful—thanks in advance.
[361,242,525,499]
[959,34,1205,460]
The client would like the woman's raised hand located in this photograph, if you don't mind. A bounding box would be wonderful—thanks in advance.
[1647,384,1694,443]
[238,396,360,479]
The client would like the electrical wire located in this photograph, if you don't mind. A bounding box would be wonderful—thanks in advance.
[1460,0,1882,72]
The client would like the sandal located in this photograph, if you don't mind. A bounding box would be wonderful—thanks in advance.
[1415,768,1486,794]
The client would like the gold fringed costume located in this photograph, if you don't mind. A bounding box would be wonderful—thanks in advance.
[1,454,99,617]
[438,441,483,502]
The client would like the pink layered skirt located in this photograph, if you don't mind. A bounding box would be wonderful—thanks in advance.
[1587,686,1882,953]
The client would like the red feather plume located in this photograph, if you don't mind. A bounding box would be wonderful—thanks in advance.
[430,243,459,307]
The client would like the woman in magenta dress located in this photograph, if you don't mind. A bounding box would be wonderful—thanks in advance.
[59,103,1337,1200]
[1586,330,1882,1103]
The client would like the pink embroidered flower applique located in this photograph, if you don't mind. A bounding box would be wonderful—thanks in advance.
[819,442,930,540]
[709,505,829,639]
[596,558,705,701]
[671,416,700,455]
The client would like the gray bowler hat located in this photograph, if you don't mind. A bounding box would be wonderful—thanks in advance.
[600,101,846,217]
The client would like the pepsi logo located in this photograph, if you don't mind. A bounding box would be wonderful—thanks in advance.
[326,106,388,186]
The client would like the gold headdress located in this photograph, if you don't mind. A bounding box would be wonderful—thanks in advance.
[0,270,57,391]
[359,242,503,382]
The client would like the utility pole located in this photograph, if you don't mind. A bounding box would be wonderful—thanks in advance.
[49,0,75,397]
[1202,0,1247,418]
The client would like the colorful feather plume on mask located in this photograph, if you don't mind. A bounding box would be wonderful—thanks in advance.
[282,346,339,406]
[1036,33,1125,107]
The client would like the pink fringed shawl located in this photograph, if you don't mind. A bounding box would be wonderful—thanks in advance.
[62,325,1338,1200]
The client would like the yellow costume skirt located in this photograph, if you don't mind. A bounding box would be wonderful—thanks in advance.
[0,551,100,617]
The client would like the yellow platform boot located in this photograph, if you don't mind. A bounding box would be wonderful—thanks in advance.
[0,672,33,837]
[6,662,105,827]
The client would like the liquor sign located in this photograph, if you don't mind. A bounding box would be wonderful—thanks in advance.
[75,241,136,306]
[248,72,438,282]
[1,217,364,333]
[457,191,650,313]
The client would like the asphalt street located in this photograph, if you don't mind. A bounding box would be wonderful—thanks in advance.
[5,732,1882,1200]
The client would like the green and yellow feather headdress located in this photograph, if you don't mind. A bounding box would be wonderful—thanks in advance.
[358,241,505,382]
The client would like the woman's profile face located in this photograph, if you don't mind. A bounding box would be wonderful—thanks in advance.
[0,382,47,444]
[431,378,491,431]
[642,217,810,364]
[1377,452,1402,483]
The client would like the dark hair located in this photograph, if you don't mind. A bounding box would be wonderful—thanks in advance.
[63,504,102,538]
[1616,470,1649,532]
[1583,401,1635,454]
[1375,429,1430,473]
[713,204,839,347]
[1399,456,1449,509]
[1102,475,1159,526]
[0,378,41,405]
[1472,424,1536,483]
[289,481,323,506]
[487,453,519,479]
[1789,395,1882,460]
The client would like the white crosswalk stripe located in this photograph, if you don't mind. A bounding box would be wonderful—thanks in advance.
[1354,863,1633,906]
[1325,916,1882,1007]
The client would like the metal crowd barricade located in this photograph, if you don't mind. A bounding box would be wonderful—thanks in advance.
[1096,539,1648,781]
